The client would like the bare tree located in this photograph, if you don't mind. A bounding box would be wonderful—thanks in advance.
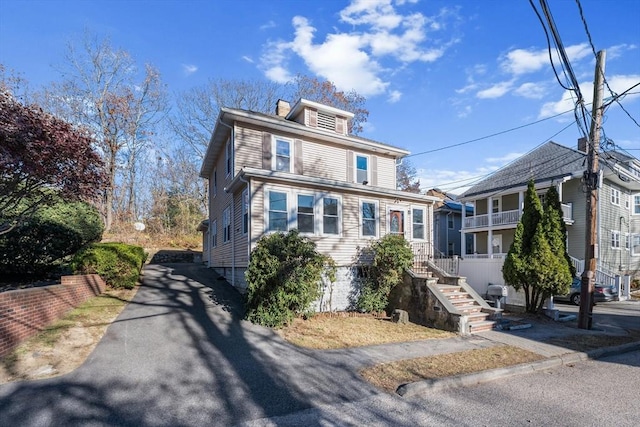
[44,33,166,230]
[396,159,422,193]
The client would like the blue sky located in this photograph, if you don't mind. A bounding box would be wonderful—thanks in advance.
[1,0,639,195]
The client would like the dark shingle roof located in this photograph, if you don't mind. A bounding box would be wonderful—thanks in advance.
[460,141,586,198]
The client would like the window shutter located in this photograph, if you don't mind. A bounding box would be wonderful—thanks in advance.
[336,116,345,134]
[346,150,354,182]
[371,155,378,186]
[308,108,318,128]
[262,132,272,170]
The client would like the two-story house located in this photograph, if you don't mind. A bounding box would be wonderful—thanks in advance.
[199,98,439,311]
[457,139,640,295]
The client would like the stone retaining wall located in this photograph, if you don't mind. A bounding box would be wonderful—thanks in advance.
[0,274,106,356]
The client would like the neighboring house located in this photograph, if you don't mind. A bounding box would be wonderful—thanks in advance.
[457,139,640,299]
[199,98,440,311]
[434,200,474,257]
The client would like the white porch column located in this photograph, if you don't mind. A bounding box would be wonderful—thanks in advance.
[518,191,524,215]
[488,196,493,227]
[488,229,493,257]
[461,202,467,255]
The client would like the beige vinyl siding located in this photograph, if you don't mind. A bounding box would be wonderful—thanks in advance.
[562,178,586,263]
[598,180,628,272]
[298,137,346,181]
[248,179,432,266]
[208,137,236,267]
[233,189,249,267]
[374,155,397,189]
[234,124,265,171]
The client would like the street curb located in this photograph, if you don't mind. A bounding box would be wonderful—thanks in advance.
[396,340,640,397]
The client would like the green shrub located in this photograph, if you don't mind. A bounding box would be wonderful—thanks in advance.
[245,230,336,328]
[72,242,147,289]
[0,200,104,277]
[356,235,414,313]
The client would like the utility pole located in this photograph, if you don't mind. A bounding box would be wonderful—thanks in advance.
[579,49,606,330]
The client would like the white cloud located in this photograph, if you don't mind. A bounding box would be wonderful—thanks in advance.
[486,152,524,164]
[500,43,591,75]
[260,0,459,98]
[476,80,514,99]
[388,90,402,103]
[241,56,254,63]
[607,43,637,60]
[538,73,640,119]
[181,64,198,76]
[457,105,472,118]
[260,20,276,30]
[514,82,547,99]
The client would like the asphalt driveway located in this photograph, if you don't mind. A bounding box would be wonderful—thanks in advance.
[0,263,400,426]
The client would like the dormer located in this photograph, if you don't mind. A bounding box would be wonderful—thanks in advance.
[284,98,354,136]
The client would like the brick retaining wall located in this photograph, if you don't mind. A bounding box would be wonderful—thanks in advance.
[0,274,106,356]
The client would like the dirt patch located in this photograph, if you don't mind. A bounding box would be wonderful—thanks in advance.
[277,315,454,349]
[544,331,640,352]
[0,287,137,383]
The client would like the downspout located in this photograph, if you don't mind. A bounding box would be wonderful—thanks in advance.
[218,116,235,288]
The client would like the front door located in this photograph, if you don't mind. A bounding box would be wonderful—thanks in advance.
[389,210,405,236]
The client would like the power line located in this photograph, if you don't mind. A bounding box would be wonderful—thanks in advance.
[406,108,575,159]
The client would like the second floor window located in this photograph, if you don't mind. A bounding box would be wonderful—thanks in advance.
[634,195,640,214]
[356,154,369,184]
[447,215,454,229]
[274,137,291,172]
[611,188,620,205]
[225,139,232,176]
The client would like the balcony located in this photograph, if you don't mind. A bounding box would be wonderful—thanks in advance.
[463,203,573,230]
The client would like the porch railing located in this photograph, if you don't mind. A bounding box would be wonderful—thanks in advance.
[410,242,433,274]
[463,203,574,230]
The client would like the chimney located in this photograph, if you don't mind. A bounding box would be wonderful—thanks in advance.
[578,137,588,153]
[276,99,290,118]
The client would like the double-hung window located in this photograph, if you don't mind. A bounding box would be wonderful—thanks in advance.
[634,195,640,214]
[274,137,291,172]
[361,200,378,237]
[412,208,425,240]
[268,191,288,231]
[297,194,315,233]
[632,234,640,256]
[323,197,339,235]
[356,154,369,184]
[211,219,218,248]
[242,189,249,234]
[223,207,231,242]
[213,168,217,198]
[225,139,232,176]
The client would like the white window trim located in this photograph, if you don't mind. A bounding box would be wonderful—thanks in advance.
[411,206,426,241]
[211,219,218,248]
[611,188,620,206]
[611,230,621,250]
[272,136,293,173]
[296,192,316,235]
[354,153,370,184]
[624,232,630,251]
[491,197,501,214]
[321,195,342,236]
[633,194,640,215]
[360,199,379,238]
[242,189,249,235]
[225,139,233,177]
[263,186,342,236]
[632,234,640,256]
[265,189,289,233]
[223,207,231,243]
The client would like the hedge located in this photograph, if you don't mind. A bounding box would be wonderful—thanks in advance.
[71,243,147,289]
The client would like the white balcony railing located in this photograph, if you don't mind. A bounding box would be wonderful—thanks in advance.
[463,203,574,230]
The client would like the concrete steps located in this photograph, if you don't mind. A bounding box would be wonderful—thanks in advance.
[434,283,497,334]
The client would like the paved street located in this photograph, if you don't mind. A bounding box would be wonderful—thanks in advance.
[1,263,638,426]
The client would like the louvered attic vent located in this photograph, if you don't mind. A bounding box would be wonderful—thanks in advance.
[317,111,335,131]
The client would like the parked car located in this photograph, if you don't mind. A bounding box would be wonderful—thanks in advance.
[554,278,618,306]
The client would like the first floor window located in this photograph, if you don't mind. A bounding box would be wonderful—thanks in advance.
[413,208,425,239]
[242,189,249,234]
[323,197,339,235]
[362,201,377,237]
[297,194,315,233]
[625,233,630,251]
[611,230,620,249]
[269,191,288,231]
[634,195,640,214]
[633,234,640,256]
[211,219,218,248]
[223,207,231,242]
